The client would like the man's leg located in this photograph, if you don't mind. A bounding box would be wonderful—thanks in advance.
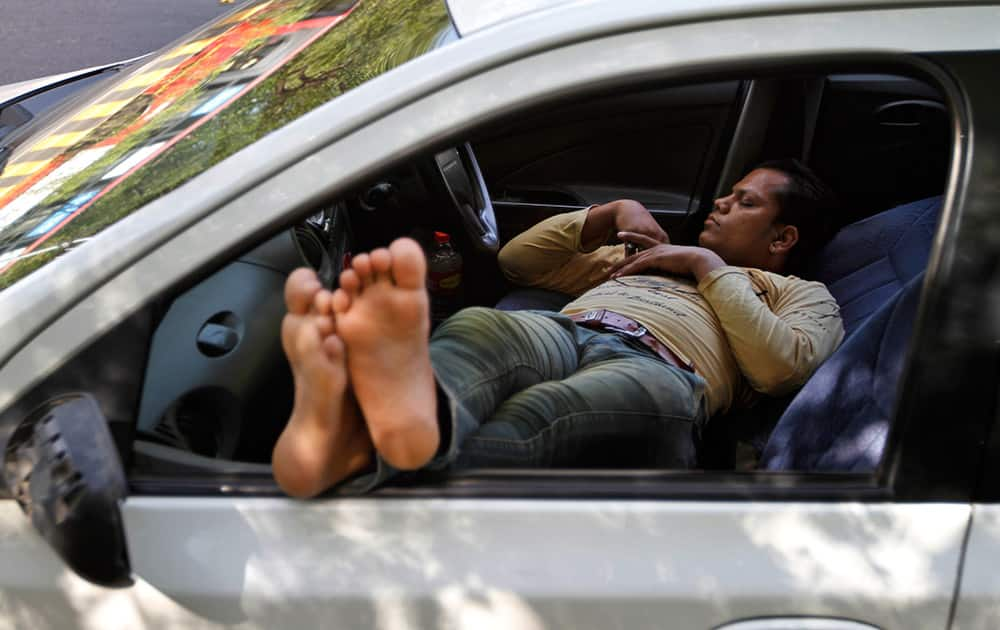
[427,306,584,464]
[271,269,374,498]
[455,332,708,469]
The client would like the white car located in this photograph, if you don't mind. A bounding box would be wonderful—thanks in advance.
[1,0,999,628]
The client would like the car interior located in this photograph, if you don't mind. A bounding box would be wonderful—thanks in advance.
[7,66,952,491]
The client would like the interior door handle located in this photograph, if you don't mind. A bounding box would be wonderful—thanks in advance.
[714,619,881,630]
[873,99,946,127]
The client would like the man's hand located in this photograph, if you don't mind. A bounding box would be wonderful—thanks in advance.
[613,200,670,245]
[580,199,669,250]
[611,232,726,281]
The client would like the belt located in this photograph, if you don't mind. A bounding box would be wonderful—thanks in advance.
[569,309,694,372]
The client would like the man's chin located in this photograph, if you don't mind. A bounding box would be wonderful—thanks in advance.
[698,234,727,261]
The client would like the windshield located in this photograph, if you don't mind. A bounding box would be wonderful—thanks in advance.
[0,0,453,291]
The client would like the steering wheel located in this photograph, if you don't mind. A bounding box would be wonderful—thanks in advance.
[433,143,498,254]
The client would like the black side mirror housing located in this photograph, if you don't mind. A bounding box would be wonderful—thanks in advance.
[3,394,132,587]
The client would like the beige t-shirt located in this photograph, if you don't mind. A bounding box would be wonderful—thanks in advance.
[497,209,845,415]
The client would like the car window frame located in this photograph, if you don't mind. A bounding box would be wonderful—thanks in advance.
[121,53,990,504]
[894,50,1000,505]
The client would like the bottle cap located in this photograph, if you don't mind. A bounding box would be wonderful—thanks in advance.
[434,231,450,244]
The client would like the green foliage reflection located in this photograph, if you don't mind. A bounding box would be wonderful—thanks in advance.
[1,0,450,290]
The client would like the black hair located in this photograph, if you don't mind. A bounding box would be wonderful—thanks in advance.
[755,158,839,274]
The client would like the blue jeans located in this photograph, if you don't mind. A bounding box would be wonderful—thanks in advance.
[345,307,707,492]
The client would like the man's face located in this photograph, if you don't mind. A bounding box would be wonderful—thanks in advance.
[698,168,789,268]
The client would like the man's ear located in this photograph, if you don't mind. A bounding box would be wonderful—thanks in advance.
[770,224,798,254]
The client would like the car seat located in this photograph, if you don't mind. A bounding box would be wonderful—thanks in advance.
[759,195,942,470]
[495,286,573,312]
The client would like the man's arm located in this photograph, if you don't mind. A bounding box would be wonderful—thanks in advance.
[698,269,844,395]
[580,199,669,250]
[607,242,842,394]
[498,200,667,295]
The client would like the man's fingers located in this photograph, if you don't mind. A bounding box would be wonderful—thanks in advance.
[618,231,663,248]
[612,260,639,278]
[610,248,646,273]
[611,251,651,278]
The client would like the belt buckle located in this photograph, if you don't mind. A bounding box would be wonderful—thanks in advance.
[618,324,647,338]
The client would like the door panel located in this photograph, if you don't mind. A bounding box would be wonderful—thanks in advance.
[128,500,966,629]
[951,504,1000,629]
[474,81,742,243]
[807,74,949,227]
[0,499,964,629]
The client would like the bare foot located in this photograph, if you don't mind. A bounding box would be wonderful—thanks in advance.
[332,238,439,470]
[272,268,373,498]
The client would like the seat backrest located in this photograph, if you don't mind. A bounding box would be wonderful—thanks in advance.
[496,287,573,312]
[760,195,943,471]
[807,195,941,336]
[760,272,923,471]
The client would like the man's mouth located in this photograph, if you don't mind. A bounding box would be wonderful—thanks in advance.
[705,215,721,227]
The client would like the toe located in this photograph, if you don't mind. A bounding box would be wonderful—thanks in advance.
[313,289,333,315]
[388,238,427,290]
[351,253,374,286]
[339,269,361,295]
[370,248,392,284]
[332,288,352,314]
[280,314,303,360]
[285,268,322,314]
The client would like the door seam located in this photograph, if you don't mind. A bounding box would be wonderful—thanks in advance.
[945,505,975,630]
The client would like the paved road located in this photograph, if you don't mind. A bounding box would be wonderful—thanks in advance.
[0,0,234,85]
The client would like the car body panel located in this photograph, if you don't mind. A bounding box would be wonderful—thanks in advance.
[444,0,1000,36]
[446,0,575,35]
[0,499,970,629]
[0,1,997,627]
[953,504,1000,629]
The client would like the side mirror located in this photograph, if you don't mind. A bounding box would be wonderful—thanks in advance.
[2,394,132,587]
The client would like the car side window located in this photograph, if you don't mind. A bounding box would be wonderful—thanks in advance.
[0,69,952,499]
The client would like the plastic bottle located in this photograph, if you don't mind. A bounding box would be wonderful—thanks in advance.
[427,231,463,322]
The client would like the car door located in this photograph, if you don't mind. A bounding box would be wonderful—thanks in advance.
[943,49,1000,623]
[2,3,999,629]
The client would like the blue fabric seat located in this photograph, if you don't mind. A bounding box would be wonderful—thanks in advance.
[496,287,573,312]
[760,196,942,471]
[806,196,941,337]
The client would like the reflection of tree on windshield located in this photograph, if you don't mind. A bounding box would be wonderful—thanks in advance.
[1,0,450,290]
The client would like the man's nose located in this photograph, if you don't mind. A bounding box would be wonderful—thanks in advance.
[713,196,731,213]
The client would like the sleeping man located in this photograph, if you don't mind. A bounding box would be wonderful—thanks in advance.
[271,159,844,497]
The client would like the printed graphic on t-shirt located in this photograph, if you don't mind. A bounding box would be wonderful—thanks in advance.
[580,275,707,319]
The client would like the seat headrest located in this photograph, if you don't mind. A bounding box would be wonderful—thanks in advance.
[807,196,941,336]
